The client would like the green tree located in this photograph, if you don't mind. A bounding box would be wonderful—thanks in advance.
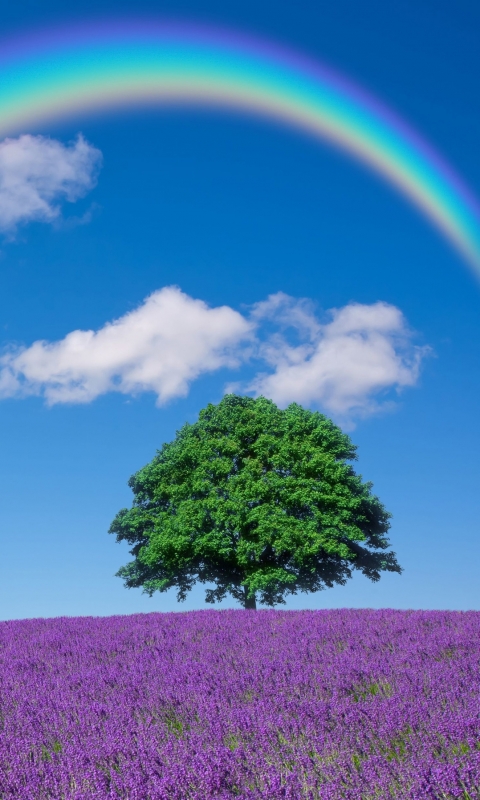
[109,395,401,609]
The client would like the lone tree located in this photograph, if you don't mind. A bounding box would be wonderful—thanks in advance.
[110,395,401,609]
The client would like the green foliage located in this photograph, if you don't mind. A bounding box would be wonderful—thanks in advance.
[164,710,186,738]
[224,732,241,752]
[109,395,401,608]
[41,740,62,761]
[350,680,393,702]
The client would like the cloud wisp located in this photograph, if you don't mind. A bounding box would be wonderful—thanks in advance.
[0,287,429,422]
[0,134,102,236]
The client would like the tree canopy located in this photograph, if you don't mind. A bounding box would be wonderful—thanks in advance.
[109,395,401,609]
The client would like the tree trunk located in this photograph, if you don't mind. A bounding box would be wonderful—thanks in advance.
[244,586,257,610]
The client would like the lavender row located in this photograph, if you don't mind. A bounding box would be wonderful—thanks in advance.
[1,609,479,799]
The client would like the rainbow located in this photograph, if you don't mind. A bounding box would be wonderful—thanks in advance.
[0,20,479,272]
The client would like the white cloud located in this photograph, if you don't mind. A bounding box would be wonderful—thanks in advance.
[0,134,102,235]
[247,294,430,420]
[0,287,429,421]
[0,287,253,405]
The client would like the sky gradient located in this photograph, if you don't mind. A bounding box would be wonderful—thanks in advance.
[0,0,479,619]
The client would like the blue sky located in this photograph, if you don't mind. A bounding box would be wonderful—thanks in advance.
[0,0,479,620]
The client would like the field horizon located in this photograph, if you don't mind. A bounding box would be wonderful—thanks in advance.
[3,605,480,622]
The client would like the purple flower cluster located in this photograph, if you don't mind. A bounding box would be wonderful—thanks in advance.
[1,609,479,799]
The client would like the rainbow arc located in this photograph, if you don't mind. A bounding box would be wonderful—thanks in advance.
[0,21,479,271]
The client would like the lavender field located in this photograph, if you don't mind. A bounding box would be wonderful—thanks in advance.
[1,610,479,799]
